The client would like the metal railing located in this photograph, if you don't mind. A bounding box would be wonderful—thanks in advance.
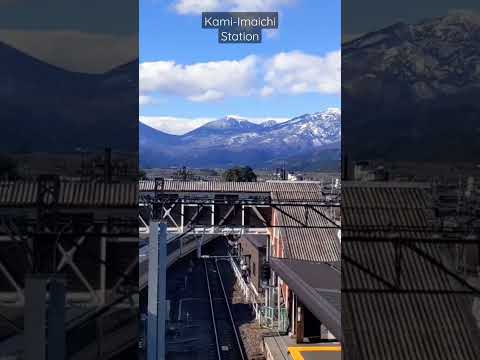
[229,257,289,332]
[261,306,289,333]
[230,257,261,321]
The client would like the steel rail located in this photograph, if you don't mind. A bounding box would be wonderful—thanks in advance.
[203,259,222,360]
[215,259,246,360]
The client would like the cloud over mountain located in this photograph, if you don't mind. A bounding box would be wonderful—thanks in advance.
[262,50,341,96]
[140,115,290,135]
[140,116,216,135]
[140,50,341,104]
[140,56,258,102]
[173,0,294,15]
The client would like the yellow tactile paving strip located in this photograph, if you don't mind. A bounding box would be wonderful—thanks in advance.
[288,346,341,360]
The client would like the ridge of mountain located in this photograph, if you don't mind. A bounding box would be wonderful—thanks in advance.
[0,40,138,152]
[139,109,341,169]
[343,12,480,161]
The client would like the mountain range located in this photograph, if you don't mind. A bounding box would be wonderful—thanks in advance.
[140,109,341,169]
[0,38,341,169]
[343,11,480,161]
[0,40,138,153]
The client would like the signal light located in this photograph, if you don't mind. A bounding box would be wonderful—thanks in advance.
[261,262,271,282]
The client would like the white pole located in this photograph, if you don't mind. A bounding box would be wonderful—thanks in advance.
[147,221,167,360]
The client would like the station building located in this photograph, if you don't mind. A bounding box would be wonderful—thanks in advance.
[263,191,341,359]
[138,179,343,358]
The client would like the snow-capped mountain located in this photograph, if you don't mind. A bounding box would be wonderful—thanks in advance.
[343,12,480,161]
[260,120,278,128]
[200,116,256,130]
[0,40,138,153]
[222,109,340,149]
[182,116,262,139]
[263,109,340,147]
[344,12,480,101]
[140,109,341,168]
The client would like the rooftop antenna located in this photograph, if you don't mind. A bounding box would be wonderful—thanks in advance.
[281,162,287,180]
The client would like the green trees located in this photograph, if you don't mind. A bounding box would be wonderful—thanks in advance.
[174,166,194,181]
[138,169,148,180]
[222,166,257,182]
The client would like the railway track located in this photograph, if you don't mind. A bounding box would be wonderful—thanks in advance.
[204,258,246,360]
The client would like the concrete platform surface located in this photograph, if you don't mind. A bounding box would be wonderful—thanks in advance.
[263,335,341,360]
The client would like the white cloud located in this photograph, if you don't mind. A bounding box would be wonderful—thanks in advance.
[188,90,224,102]
[140,55,258,102]
[139,95,153,105]
[174,0,220,14]
[0,30,137,74]
[260,86,274,97]
[173,0,294,14]
[229,0,294,12]
[140,115,290,135]
[140,116,215,134]
[140,50,340,103]
[265,28,279,39]
[262,50,340,96]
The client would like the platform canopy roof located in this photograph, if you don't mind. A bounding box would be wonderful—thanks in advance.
[270,257,341,341]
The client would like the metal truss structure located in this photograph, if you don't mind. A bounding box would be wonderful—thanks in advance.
[342,226,480,296]
[0,177,139,359]
[138,181,340,292]
[0,211,138,307]
[139,195,341,232]
[0,176,138,306]
[138,190,340,274]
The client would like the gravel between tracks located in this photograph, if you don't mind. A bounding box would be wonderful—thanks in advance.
[231,280,274,360]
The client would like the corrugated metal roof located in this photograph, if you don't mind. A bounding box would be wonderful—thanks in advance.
[343,241,480,359]
[0,181,137,207]
[342,182,430,209]
[342,182,434,238]
[345,292,479,360]
[342,182,480,359]
[0,180,325,207]
[273,192,341,263]
[139,180,323,193]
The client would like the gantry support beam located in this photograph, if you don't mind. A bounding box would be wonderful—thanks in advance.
[342,235,480,295]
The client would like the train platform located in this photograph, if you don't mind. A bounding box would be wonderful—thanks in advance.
[263,334,341,360]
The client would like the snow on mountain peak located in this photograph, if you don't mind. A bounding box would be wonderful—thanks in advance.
[225,115,248,121]
[140,109,341,168]
[203,116,254,129]
[326,107,341,115]
[260,120,278,128]
[343,11,480,100]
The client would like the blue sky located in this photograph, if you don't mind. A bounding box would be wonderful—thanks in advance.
[140,0,341,134]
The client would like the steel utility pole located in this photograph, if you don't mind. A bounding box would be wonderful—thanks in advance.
[147,221,167,360]
[24,275,66,360]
